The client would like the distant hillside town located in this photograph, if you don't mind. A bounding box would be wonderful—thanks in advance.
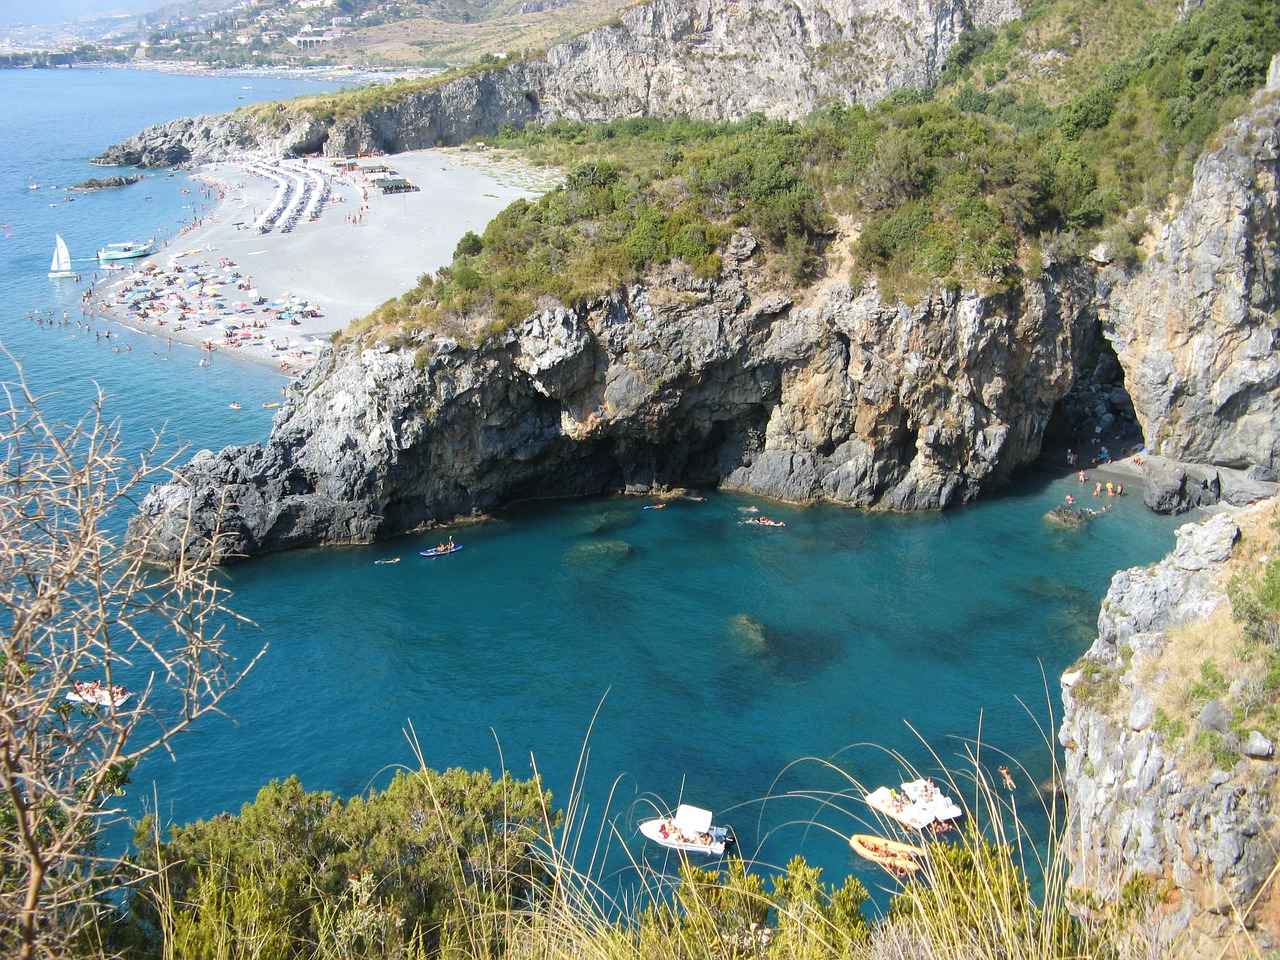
[0,0,631,70]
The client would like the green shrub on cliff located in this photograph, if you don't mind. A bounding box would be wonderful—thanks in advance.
[362,105,1051,342]
[946,0,1280,227]
[126,768,556,956]
[343,0,1280,348]
[1230,552,1280,647]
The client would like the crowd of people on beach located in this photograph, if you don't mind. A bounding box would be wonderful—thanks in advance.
[95,256,321,373]
[70,158,358,372]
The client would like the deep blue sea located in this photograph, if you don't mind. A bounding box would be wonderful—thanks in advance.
[2,68,1180,903]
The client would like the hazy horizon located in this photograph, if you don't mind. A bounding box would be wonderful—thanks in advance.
[0,0,173,28]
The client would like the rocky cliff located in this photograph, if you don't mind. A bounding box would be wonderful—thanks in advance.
[1098,65,1280,497]
[97,0,1023,166]
[1060,506,1280,955]
[127,56,1280,559]
[131,235,1095,561]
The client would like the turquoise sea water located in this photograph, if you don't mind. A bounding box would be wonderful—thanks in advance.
[3,68,1180,902]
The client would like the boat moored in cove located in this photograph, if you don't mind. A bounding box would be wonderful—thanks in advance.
[97,239,155,262]
[865,778,963,833]
[639,804,731,855]
[848,834,924,876]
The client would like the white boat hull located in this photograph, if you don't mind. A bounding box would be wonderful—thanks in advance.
[98,243,154,262]
[67,685,131,708]
[639,818,727,855]
[48,271,76,279]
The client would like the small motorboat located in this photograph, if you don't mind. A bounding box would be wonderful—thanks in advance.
[849,834,924,875]
[374,557,401,566]
[420,542,462,558]
[67,680,131,709]
[639,804,731,856]
[262,401,281,409]
[228,402,241,411]
[742,517,786,528]
[643,503,667,511]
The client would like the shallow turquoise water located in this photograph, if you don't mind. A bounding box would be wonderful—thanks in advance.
[2,69,1180,901]
[0,68,344,449]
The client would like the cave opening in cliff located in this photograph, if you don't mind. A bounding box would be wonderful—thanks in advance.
[1044,325,1143,463]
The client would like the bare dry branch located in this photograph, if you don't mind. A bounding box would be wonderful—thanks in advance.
[0,356,264,960]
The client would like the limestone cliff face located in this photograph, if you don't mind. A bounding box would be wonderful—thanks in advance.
[1099,72,1280,479]
[131,236,1092,561]
[97,0,1022,166]
[1059,509,1280,953]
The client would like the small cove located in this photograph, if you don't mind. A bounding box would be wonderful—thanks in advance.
[1,67,1182,904]
[141,477,1176,899]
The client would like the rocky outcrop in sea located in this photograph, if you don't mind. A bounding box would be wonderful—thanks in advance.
[96,0,1022,166]
[69,175,141,191]
[1059,506,1280,954]
[130,239,1096,561]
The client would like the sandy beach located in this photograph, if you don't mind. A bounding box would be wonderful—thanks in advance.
[90,147,560,370]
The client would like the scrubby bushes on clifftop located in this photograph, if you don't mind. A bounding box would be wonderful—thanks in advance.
[101,757,1185,960]
[346,0,1280,347]
[122,768,556,957]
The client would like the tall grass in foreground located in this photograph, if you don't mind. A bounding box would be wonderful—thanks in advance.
[137,708,1268,960]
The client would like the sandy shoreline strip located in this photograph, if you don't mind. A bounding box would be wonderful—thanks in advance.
[91,147,559,370]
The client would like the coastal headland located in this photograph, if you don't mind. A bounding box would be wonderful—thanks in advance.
[78,0,1280,953]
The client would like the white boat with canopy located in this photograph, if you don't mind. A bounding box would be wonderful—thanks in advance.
[48,234,75,278]
[865,778,963,831]
[639,804,731,855]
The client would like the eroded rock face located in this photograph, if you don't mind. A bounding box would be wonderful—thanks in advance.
[97,0,1023,166]
[1059,509,1280,953]
[1099,74,1280,477]
[131,240,1093,561]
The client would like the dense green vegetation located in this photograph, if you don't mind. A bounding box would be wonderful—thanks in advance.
[936,0,1184,106]
[949,0,1280,237]
[348,104,1053,342]
[343,0,1280,344]
[121,769,555,957]
[99,763,1175,960]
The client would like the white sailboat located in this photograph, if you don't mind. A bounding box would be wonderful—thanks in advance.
[48,234,76,279]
